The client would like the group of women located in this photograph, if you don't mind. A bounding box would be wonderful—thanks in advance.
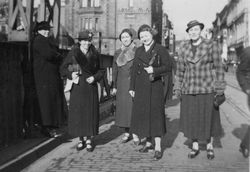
[59,21,229,161]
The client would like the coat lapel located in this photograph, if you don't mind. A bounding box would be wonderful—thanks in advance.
[138,42,157,65]
[186,40,204,64]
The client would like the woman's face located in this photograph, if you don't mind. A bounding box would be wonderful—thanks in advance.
[79,39,91,50]
[121,32,132,47]
[188,25,202,41]
[139,31,153,46]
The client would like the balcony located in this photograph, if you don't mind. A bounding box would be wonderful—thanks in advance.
[77,7,103,15]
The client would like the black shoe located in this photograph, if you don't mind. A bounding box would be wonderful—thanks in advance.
[139,145,154,153]
[240,145,249,158]
[86,141,94,152]
[154,151,163,160]
[188,149,200,159]
[133,140,140,146]
[120,135,130,143]
[207,149,215,160]
[49,129,60,138]
[76,141,85,151]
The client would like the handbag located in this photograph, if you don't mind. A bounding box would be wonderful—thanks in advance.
[214,93,226,107]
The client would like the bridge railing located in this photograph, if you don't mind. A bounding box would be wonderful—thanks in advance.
[0,42,114,149]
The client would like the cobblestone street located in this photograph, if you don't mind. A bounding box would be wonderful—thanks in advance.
[22,78,250,172]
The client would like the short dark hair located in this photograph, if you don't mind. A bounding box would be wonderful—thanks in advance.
[119,28,133,41]
[137,24,157,39]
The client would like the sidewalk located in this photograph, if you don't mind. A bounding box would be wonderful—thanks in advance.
[21,97,249,172]
[0,97,115,172]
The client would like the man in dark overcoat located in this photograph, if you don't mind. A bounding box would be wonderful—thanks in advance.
[236,46,250,158]
[33,21,65,137]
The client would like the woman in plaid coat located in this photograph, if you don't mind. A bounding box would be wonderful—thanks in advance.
[174,20,226,160]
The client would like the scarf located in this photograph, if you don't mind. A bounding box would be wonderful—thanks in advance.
[116,43,135,67]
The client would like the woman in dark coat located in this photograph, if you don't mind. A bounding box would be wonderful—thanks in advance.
[174,20,226,160]
[60,30,104,152]
[33,21,65,137]
[236,46,250,158]
[129,24,172,160]
[112,28,139,145]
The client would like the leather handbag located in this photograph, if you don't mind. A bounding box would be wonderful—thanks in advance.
[214,93,226,107]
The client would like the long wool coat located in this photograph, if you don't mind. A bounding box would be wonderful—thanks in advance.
[112,45,136,128]
[60,44,104,137]
[129,42,172,138]
[33,34,65,127]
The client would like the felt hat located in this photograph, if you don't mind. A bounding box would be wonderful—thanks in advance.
[186,20,204,32]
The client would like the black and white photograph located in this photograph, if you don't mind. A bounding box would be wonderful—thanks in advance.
[0,0,249,171]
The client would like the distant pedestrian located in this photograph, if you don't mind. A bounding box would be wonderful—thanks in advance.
[112,28,139,145]
[60,30,104,152]
[129,24,172,160]
[174,20,226,160]
[33,21,65,138]
[236,46,250,158]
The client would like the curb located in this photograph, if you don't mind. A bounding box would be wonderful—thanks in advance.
[0,135,67,172]
[0,97,115,172]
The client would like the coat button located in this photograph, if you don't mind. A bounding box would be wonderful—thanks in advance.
[138,64,141,66]
[137,71,141,74]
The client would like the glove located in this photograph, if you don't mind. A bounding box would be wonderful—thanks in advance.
[174,89,181,99]
[215,90,224,96]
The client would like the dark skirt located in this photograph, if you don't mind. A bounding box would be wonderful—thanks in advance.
[179,93,222,141]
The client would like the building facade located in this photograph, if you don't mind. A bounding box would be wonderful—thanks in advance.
[64,0,163,55]
[213,0,250,62]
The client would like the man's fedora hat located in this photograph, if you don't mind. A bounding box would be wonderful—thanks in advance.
[77,30,93,41]
[186,20,204,32]
[36,21,52,31]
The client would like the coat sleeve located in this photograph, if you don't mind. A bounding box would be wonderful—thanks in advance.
[60,49,75,80]
[93,53,105,82]
[33,36,61,62]
[173,42,186,91]
[153,46,172,77]
[112,51,119,88]
[212,41,226,91]
[129,50,139,91]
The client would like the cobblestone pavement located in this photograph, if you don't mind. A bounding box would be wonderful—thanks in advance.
[22,73,249,172]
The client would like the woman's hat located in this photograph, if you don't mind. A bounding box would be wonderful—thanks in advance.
[35,21,52,31]
[77,30,93,41]
[186,20,204,32]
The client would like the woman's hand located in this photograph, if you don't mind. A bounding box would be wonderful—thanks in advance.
[144,66,153,74]
[129,90,135,97]
[86,76,94,84]
[111,88,117,95]
[72,72,79,80]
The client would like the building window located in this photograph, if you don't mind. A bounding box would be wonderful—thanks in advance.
[94,0,100,7]
[89,18,93,29]
[81,18,85,30]
[129,0,133,7]
[95,18,99,31]
[85,18,89,29]
[81,0,87,7]
[87,0,94,7]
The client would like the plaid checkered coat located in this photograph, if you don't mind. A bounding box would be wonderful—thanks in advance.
[174,38,226,94]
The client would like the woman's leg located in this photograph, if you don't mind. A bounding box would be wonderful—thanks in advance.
[154,137,161,151]
[132,133,140,145]
[154,136,163,160]
[188,139,200,158]
[86,136,94,152]
[76,136,85,151]
[121,127,130,143]
[139,137,153,153]
[206,137,215,159]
